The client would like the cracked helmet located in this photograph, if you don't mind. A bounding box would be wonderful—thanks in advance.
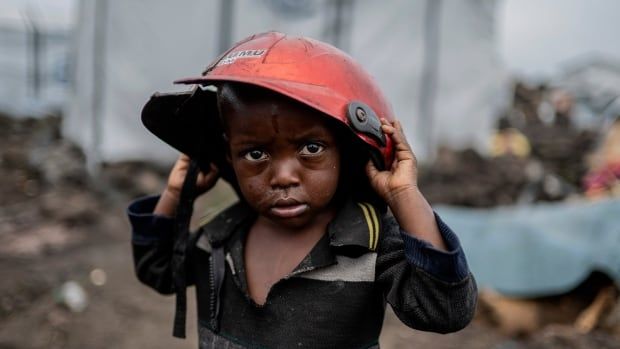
[142,31,396,190]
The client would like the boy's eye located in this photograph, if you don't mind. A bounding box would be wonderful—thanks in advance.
[244,150,268,161]
[300,143,325,156]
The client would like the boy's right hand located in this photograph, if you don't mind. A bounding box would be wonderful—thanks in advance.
[166,154,220,199]
[155,154,219,217]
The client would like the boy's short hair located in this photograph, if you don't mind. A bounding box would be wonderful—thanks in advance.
[216,82,283,132]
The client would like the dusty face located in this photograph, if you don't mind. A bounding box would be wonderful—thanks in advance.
[224,95,341,230]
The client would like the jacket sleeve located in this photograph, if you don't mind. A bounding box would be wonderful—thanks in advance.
[127,195,177,295]
[375,212,477,333]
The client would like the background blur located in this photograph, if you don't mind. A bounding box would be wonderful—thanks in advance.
[1,0,619,348]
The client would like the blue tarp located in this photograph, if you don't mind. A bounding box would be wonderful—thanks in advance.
[436,198,620,297]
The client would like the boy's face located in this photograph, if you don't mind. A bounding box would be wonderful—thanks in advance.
[223,94,341,229]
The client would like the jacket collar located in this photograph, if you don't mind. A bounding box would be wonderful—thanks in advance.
[202,201,255,247]
[328,200,382,252]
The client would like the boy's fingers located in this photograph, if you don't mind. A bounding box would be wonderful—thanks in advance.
[365,159,380,178]
[202,164,220,183]
[393,121,411,147]
[205,165,219,180]
[390,127,412,154]
[380,119,409,146]
[178,153,190,165]
[174,154,190,172]
[380,118,416,163]
[381,124,394,134]
[209,162,219,173]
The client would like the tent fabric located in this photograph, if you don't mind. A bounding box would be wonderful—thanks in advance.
[64,0,220,164]
[0,26,69,116]
[436,198,620,297]
[65,0,509,165]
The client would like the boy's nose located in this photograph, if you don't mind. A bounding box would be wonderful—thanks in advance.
[269,158,300,189]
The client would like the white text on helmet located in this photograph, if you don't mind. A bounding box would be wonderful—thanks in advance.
[218,50,266,66]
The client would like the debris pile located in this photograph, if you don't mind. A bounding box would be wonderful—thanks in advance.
[0,113,131,348]
[477,273,619,346]
[419,81,608,207]
[0,113,93,259]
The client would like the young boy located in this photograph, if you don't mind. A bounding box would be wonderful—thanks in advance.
[128,32,476,348]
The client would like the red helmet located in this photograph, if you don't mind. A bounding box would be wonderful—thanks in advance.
[142,31,395,186]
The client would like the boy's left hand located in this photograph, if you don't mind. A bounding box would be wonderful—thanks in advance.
[365,118,418,206]
[365,118,447,251]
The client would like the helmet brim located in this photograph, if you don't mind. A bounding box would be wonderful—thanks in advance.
[141,87,239,190]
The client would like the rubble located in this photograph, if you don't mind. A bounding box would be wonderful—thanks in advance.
[583,119,620,198]
[575,286,617,334]
[603,296,620,336]
[101,161,169,199]
[419,148,531,207]
[420,81,601,207]
[477,289,543,336]
[55,281,88,313]
[528,324,620,349]
[89,268,107,287]
[477,273,619,348]
[0,224,82,258]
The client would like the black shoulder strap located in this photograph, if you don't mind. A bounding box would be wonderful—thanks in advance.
[172,160,199,338]
[209,245,226,332]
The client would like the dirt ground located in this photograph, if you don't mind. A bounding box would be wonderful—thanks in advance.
[0,185,522,349]
[1,114,619,348]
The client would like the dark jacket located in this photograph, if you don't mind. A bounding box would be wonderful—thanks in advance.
[128,196,477,349]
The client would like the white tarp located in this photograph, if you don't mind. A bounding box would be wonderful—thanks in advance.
[65,0,509,165]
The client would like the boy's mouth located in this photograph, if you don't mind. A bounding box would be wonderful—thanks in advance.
[270,199,308,218]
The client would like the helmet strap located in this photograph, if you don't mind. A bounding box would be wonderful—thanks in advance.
[171,159,199,338]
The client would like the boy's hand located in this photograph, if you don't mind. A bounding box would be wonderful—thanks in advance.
[365,119,418,205]
[166,154,220,199]
[155,154,219,217]
[365,119,447,251]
